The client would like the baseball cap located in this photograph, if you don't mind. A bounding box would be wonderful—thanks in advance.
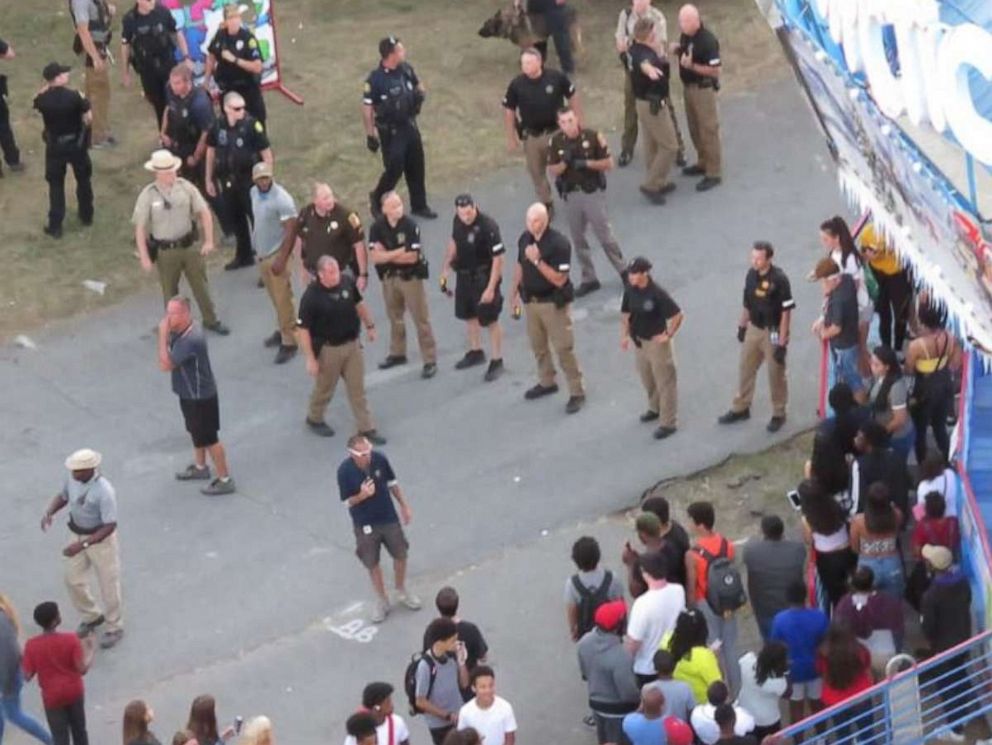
[809,256,840,281]
[627,256,653,274]
[454,193,475,208]
[42,62,71,81]
[593,599,627,632]
[379,36,400,58]
[922,544,953,571]
[252,161,274,181]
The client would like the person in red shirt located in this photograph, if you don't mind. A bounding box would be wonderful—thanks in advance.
[21,602,95,745]
[816,624,874,742]
[911,492,960,558]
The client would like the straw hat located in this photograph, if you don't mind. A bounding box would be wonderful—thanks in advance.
[144,149,182,173]
[65,448,102,470]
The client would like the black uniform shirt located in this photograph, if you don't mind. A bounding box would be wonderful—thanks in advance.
[502,69,575,133]
[207,115,269,182]
[297,203,364,273]
[297,275,363,351]
[121,4,178,75]
[621,281,681,341]
[363,63,420,126]
[452,212,504,272]
[208,26,262,90]
[742,265,794,329]
[629,42,671,100]
[517,227,572,298]
[369,215,422,274]
[548,128,609,193]
[677,25,721,85]
[165,86,215,152]
[33,86,90,141]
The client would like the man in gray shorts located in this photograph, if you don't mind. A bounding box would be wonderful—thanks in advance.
[337,434,421,623]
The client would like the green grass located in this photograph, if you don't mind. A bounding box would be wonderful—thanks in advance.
[0,0,783,339]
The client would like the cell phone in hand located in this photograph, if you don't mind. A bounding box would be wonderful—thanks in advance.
[786,489,802,511]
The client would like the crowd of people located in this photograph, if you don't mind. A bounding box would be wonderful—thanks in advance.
[0,0,987,743]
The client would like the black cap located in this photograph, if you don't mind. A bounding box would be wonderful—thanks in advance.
[42,62,71,82]
[378,36,400,58]
[454,193,474,208]
[627,256,653,274]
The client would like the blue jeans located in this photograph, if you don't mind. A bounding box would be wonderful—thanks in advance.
[832,346,863,393]
[889,426,915,464]
[0,671,53,744]
[858,555,905,600]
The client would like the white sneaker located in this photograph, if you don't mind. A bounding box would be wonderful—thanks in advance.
[397,591,422,610]
[941,730,966,743]
[370,598,389,624]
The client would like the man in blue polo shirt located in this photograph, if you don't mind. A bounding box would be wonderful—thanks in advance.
[338,434,421,623]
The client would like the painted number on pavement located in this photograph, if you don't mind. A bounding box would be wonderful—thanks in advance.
[328,619,378,643]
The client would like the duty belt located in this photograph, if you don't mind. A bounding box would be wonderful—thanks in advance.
[686,79,716,89]
[523,126,555,138]
[152,231,195,251]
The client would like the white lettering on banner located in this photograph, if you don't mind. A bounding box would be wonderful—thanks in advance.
[810,0,992,165]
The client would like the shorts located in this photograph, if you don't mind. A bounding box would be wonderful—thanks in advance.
[789,677,823,701]
[594,713,630,745]
[354,522,409,569]
[832,345,864,392]
[179,395,220,448]
[455,273,502,326]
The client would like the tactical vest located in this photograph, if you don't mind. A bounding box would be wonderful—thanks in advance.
[166,91,203,153]
[215,118,261,182]
[373,64,418,126]
[129,13,175,74]
[69,0,112,49]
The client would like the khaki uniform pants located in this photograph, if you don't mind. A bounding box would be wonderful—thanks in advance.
[258,253,296,346]
[624,73,685,160]
[635,338,678,428]
[732,325,787,417]
[636,99,679,191]
[84,64,111,143]
[156,245,218,325]
[382,276,437,363]
[683,84,722,178]
[307,340,374,432]
[564,190,625,284]
[523,134,552,205]
[525,301,584,396]
[64,530,122,632]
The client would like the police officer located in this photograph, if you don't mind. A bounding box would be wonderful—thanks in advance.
[34,62,93,239]
[620,256,684,440]
[509,202,585,414]
[297,255,385,445]
[547,106,624,296]
[362,36,436,220]
[272,183,369,289]
[718,241,794,432]
[515,0,574,75]
[121,0,190,127]
[673,4,722,191]
[204,3,266,124]
[205,90,272,270]
[629,17,678,205]
[503,47,579,216]
[368,191,438,379]
[69,0,115,148]
[0,36,25,175]
[162,65,213,188]
[440,193,506,382]
[133,149,230,335]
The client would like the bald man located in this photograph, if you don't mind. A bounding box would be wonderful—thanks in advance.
[509,203,585,414]
[622,686,668,745]
[672,5,722,191]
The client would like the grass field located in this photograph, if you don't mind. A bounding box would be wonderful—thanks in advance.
[0,0,785,339]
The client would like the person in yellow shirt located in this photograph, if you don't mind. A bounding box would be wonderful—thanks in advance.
[660,609,723,704]
[859,223,912,352]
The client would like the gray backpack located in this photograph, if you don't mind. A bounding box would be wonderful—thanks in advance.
[695,538,747,615]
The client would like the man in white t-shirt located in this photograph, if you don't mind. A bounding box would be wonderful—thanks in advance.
[690,681,755,745]
[343,681,411,745]
[624,550,686,685]
[457,665,518,745]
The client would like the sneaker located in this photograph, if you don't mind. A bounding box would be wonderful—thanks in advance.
[378,355,408,370]
[175,464,211,481]
[639,410,659,423]
[653,425,677,440]
[370,598,389,624]
[618,151,633,167]
[306,419,335,437]
[361,430,387,446]
[274,345,298,365]
[412,206,438,219]
[396,591,422,610]
[100,629,124,649]
[484,358,504,382]
[204,321,231,336]
[565,395,586,414]
[421,362,438,379]
[76,615,105,637]
[201,477,236,496]
[263,330,282,348]
[696,176,722,192]
[682,164,705,176]
[575,280,601,298]
[524,383,558,400]
[767,415,786,433]
[717,408,750,424]
[455,349,486,370]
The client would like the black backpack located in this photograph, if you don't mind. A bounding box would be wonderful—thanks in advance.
[695,538,747,615]
[403,651,437,716]
[572,570,614,638]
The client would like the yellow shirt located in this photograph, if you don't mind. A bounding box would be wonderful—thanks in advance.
[661,631,723,704]
[859,224,901,275]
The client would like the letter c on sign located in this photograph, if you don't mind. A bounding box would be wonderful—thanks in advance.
[938,24,992,166]
[859,6,903,118]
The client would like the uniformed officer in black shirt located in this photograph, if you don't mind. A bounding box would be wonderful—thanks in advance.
[205,4,266,124]
[121,0,190,127]
[0,36,24,175]
[297,255,385,445]
[620,256,684,440]
[673,4,722,191]
[368,191,438,378]
[34,62,93,239]
[502,48,579,215]
[630,17,679,205]
[205,91,273,270]
[718,241,794,432]
[440,194,506,382]
[547,107,624,296]
[509,202,585,414]
[362,36,436,221]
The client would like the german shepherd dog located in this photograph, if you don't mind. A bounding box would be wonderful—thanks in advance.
[478,3,583,55]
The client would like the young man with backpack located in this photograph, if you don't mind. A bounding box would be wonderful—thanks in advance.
[564,536,626,642]
[684,501,746,695]
[408,617,469,744]
[624,550,686,685]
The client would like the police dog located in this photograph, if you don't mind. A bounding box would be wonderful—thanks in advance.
[478,4,583,56]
